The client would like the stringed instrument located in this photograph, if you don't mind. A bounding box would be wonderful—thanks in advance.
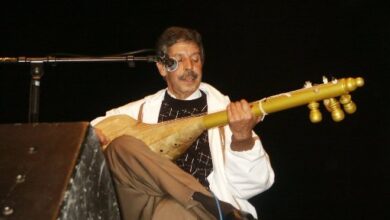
[95,77,364,160]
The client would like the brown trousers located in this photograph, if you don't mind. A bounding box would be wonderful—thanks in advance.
[104,135,216,220]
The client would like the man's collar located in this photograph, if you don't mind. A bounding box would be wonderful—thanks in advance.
[166,89,202,100]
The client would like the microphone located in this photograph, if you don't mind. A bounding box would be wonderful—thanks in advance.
[157,52,178,72]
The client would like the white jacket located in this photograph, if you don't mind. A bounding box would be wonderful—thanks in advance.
[91,82,274,219]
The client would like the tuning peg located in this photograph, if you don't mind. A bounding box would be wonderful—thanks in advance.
[304,81,313,88]
[323,98,345,122]
[339,94,357,114]
[308,101,322,123]
[322,76,329,83]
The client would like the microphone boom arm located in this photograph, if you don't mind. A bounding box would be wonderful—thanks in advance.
[0,54,159,123]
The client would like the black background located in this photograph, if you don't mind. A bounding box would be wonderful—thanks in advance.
[1,1,388,219]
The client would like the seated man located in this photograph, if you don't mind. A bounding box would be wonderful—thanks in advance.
[91,26,274,220]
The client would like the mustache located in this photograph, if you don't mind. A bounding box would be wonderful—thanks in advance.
[179,70,198,80]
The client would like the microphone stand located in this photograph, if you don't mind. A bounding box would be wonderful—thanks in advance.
[29,62,44,123]
[0,55,157,123]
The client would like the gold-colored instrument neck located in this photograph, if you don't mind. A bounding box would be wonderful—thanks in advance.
[201,77,364,129]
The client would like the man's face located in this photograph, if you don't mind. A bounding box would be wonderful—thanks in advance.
[157,41,203,100]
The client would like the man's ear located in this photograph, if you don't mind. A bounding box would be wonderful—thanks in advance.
[156,62,167,77]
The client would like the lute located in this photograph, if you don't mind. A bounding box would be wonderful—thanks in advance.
[95,77,364,160]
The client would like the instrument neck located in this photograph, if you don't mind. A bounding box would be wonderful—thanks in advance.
[201,101,262,129]
[201,77,364,129]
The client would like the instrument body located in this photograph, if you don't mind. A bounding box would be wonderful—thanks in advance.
[96,114,205,160]
[95,77,364,160]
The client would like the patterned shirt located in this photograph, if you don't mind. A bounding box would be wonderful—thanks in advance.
[158,91,213,188]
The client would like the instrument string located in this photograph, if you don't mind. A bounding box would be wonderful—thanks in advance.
[258,98,268,121]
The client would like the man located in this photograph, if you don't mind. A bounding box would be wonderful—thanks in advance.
[92,26,274,220]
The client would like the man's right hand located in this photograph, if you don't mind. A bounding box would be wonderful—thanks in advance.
[94,127,110,146]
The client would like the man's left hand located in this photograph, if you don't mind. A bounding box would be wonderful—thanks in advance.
[227,99,261,151]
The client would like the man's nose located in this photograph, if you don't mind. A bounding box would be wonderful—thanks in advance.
[182,58,194,70]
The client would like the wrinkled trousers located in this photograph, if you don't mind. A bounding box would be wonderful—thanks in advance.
[104,135,216,220]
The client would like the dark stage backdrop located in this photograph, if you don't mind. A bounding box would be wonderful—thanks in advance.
[0,1,388,220]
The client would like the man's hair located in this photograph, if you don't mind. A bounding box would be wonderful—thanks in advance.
[156,26,205,63]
